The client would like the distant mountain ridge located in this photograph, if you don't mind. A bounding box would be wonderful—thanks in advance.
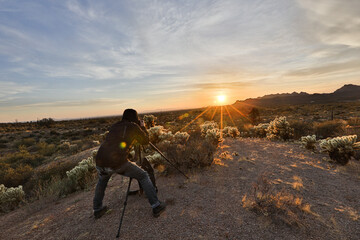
[234,84,360,107]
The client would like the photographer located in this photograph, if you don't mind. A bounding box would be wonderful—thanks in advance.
[93,109,166,219]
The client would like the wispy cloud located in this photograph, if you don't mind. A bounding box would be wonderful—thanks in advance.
[0,0,359,122]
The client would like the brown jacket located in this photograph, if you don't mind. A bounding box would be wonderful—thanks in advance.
[95,120,149,169]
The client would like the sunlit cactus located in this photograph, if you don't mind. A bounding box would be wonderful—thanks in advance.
[146,152,163,165]
[0,184,25,212]
[222,126,240,138]
[173,131,190,144]
[301,135,317,150]
[143,115,157,128]
[66,157,95,188]
[200,121,219,136]
[266,116,294,141]
[320,135,359,165]
[204,128,222,145]
[251,123,269,138]
[148,126,168,143]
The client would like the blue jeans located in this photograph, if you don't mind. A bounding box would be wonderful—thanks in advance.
[93,161,160,211]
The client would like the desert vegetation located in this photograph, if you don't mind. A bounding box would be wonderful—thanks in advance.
[0,101,359,218]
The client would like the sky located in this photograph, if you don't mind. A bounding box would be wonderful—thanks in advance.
[0,0,360,122]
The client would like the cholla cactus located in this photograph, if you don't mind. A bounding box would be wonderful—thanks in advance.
[320,135,360,165]
[205,128,222,145]
[146,152,163,165]
[222,126,240,138]
[148,126,169,143]
[301,135,317,150]
[200,121,219,136]
[266,117,294,141]
[66,157,95,188]
[159,131,174,142]
[251,123,269,138]
[173,131,190,144]
[0,184,25,212]
[143,115,157,128]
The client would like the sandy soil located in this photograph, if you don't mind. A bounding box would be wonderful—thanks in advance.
[1,138,359,240]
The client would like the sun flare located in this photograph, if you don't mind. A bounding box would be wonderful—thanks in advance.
[217,95,226,104]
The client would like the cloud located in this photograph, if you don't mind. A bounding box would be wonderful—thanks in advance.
[298,0,360,47]
[285,59,360,77]
[192,81,251,90]
[2,98,125,109]
[0,81,34,99]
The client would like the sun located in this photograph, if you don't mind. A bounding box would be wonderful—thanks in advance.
[216,95,226,104]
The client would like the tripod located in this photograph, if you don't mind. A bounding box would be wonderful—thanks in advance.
[116,178,132,238]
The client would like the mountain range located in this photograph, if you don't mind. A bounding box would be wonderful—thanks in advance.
[234,84,360,107]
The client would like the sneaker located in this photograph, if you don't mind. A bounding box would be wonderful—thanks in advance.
[94,205,108,219]
[152,202,166,218]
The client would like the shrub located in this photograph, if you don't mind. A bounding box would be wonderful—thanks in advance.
[2,164,33,187]
[37,142,56,156]
[173,131,190,144]
[251,123,269,138]
[222,126,240,138]
[200,121,218,136]
[0,184,25,212]
[314,120,346,138]
[147,131,216,174]
[290,121,313,140]
[266,116,294,141]
[148,126,169,143]
[143,115,157,128]
[13,137,36,148]
[66,157,96,190]
[301,135,317,151]
[3,146,44,167]
[242,174,312,228]
[249,107,260,124]
[36,118,55,128]
[204,128,222,145]
[319,135,360,165]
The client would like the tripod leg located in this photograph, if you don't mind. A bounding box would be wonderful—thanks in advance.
[116,178,132,238]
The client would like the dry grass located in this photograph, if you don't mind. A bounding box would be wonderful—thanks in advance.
[242,173,316,228]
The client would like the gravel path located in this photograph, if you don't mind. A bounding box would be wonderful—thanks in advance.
[1,138,359,239]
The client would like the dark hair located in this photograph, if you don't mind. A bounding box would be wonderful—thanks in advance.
[122,109,140,124]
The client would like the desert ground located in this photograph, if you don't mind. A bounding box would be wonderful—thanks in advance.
[1,138,359,240]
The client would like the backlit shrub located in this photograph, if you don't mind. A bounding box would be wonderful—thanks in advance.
[143,115,157,128]
[320,135,360,165]
[66,157,96,190]
[251,123,269,138]
[204,128,222,145]
[0,184,25,212]
[314,120,346,138]
[200,121,218,136]
[301,135,317,151]
[266,117,294,141]
[222,126,240,138]
[173,131,190,144]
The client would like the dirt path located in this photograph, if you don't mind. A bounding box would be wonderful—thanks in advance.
[1,138,359,239]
